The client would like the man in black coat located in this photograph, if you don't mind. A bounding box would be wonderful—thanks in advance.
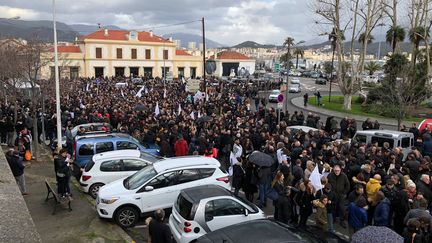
[148,209,173,243]
[327,164,350,228]
[6,149,28,195]
[417,174,432,204]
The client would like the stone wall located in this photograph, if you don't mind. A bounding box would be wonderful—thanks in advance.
[0,149,42,243]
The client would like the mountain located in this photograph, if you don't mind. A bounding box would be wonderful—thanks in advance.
[303,40,412,58]
[0,19,78,42]
[69,24,122,35]
[232,41,277,49]
[164,32,224,49]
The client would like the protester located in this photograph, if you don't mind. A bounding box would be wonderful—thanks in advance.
[6,149,28,195]
[148,208,173,243]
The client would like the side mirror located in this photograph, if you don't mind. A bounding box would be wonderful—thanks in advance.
[205,214,214,222]
[144,186,154,191]
[244,208,249,216]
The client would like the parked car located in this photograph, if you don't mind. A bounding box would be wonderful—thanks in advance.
[80,150,163,198]
[315,78,327,85]
[290,78,300,85]
[96,156,230,228]
[74,133,159,167]
[193,219,348,243]
[268,89,281,103]
[169,185,265,243]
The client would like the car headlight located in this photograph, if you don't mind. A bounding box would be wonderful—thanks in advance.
[100,197,119,204]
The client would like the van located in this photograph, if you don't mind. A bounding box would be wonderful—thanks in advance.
[74,133,159,167]
[352,130,414,157]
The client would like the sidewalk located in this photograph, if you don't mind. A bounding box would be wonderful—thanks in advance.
[22,148,134,243]
[291,97,411,128]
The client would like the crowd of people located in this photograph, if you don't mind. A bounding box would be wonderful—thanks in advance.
[2,76,432,242]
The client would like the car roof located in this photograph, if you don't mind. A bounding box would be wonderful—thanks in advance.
[181,185,232,204]
[76,132,132,142]
[92,149,141,162]
[153,156,220,173]
[355,130,413,138]
[288,126,318,131]
[196,219,307,243]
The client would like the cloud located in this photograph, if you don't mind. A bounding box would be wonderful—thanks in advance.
[0,5,40,19]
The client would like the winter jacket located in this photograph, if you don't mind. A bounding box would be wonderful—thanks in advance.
[416,180,432,204]
[423,136,432,156]
[327,172,350,197]
[6,154,24,177]
[174,138,189,156]
[348,202,368,230]
[313,199,328,230]
[277,195,293,224]
[366,178,381,204]
[373,198,391,226]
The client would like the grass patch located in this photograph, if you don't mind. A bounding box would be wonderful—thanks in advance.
[308,96,423,122]
[85,231,99,240]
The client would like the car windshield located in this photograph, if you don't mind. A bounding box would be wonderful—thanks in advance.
[124,165,158,190]
[140,152,163,163]
[271,90,280,94]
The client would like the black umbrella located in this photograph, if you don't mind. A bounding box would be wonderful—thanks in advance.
[351,226,403,243]
[134,104,145,111]
[248,151,274,167]
[196,115,212,124]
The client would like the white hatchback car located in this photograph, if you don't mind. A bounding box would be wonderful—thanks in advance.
[96,156,230,228]
[169,185,265,243]
[80,150,163,198]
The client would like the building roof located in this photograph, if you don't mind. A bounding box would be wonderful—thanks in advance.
[51,45,82,53]
[80,29,171,43]
[210,51,252,60]
[176,49,192,56]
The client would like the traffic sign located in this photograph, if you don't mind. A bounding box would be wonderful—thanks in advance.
[277,102,283,109]
[277,94,284,103]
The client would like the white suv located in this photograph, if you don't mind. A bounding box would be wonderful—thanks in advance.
[96,156,230,228]
[169,185,265,243]
[80,150,162,198]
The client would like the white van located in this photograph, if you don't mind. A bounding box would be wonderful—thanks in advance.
[352,130,414,157]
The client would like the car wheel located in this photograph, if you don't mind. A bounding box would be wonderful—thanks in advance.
[115,206,139,228]
[89,183,104,199]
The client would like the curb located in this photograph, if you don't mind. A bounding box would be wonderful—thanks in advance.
[289,96,410,128]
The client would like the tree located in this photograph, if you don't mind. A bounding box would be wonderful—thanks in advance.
[283,37,294,69]
[358,33,374,44]
[364,61,381,75]
[293,48,304,69]
[323,61,334,76]
[385,25,406,53]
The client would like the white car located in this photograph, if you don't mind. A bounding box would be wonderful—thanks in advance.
[80,150,163,198]
[96,156,230,228]
[169,185,265,243]
[268,89,281,102]
[288,84,301,93]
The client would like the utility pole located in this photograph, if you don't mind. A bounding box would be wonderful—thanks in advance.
[53,0,62,150]
[202,17,206,97]
[284,44,291,113]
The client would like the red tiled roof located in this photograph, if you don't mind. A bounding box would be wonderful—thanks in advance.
[48,45,81,53]
[176,49,192,56]
[80,29,171,43]
[210,51,251,60]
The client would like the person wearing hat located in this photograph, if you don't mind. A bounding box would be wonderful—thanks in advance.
[6,149,28,195]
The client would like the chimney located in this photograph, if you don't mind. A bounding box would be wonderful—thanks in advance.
[149,30,153,37]
[169,37,173,42]
[75,37,78,42]
[104,29,108,36]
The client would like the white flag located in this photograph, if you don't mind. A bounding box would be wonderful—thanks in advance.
[198,111,202,118]
[190,111,195,120]
[121,89,125,98]
[145,87,149,94]
[86,83,90,92]
[185,84,190,92]
[182,77,186,84]
[163,89,167,98]
[310,165,323,192]
[154,102,160,116]
[178,103,182,115]
[135,86,145,98]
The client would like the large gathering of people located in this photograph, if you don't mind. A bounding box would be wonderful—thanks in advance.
[2,75,432,242]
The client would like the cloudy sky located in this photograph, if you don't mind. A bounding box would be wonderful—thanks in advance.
[0,0,325,45]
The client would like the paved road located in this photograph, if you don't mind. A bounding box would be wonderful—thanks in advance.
[256,77,399,130]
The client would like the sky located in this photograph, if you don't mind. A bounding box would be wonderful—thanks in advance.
[0,0,324,46]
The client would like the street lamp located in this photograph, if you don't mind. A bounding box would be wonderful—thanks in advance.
[328,28,337,103]
[52,0,62,150]
[284,40,305,113]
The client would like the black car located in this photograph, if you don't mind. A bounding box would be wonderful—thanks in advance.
[315,78,327,85]
[192,219,348,243]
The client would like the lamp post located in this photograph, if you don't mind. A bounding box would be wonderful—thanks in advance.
[52,0,62,150]
[328,28,337,103]
[284,40,305,113]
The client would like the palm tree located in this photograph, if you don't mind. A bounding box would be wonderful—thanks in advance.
[293,48,304,69]
[364,61,381,75]
[409,26,428,49]
[386,25,406,53]
[283,37,295,69]
[358,33,374,44]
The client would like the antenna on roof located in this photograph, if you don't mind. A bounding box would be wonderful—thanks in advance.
[97,23,101,29]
